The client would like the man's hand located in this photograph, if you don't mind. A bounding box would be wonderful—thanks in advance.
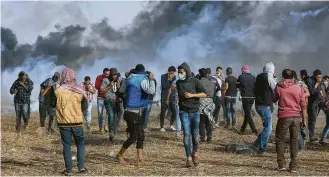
[273,73,277,78]
[11,89,17,95]
[148,72,154,79]
[19,81,25,87]
[47,83,52,89]
[184,93,193,98]
[301,120,306,128]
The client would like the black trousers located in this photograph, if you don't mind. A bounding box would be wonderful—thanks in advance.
[123,110,145,149]
[160,102,177,128]
[199,114,212,140]
[240,99,257,133]
[213,97,222,124]
[307,101,320,138]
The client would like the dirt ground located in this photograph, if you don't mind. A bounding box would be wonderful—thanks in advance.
[1,107,329,176]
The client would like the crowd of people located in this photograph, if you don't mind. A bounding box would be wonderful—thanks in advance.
[9,61,329,174]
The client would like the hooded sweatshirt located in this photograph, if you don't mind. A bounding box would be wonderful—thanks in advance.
[254,62,277,108]
[176,62,206,113]
[272,79,306,118]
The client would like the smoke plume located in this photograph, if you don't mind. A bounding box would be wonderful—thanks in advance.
[1,1,329,111]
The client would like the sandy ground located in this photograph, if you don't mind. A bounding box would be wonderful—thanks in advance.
[1,107,329,176]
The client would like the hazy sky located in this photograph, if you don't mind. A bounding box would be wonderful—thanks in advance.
[1,1,144,44]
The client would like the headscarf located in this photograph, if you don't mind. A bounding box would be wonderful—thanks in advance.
[263,62,277,92]
[241,65,250,74]
[59,67,87,98]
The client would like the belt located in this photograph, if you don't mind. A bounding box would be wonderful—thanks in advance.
[225,96,237,98]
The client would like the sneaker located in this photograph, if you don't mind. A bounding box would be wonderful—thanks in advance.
[200,138,206,143]
[109,132,115,142]
[176,132,181,137]
[224,124,230,128]
[298,150,305,154]
[170,126,176,131]
[61,169,72,176]
[185,159,193,168]
[78,168,88,173]
[319,140,327,146]
[207,138,212,144]
[144,128,149,133]
[22,124,28,130]
[192,155,199,166]
[290,168,297,173]
[103,125,108,133]
[215,124,220,128]
[239,130,245,135]
[276,167,287,171]
[309,137,318,142]
[160,128,166,132]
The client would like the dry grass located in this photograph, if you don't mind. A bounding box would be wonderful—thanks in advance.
[1,107,329,176]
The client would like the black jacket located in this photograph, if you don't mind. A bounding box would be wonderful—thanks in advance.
[306,77,321,104]
[254,73,273,109]
[237,73,256,98]
[176,62,206,113]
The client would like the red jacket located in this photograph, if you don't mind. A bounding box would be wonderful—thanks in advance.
[273,79,306,118]
[95,74,106,98]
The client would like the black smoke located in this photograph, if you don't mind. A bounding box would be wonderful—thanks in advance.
[2,1,329,74]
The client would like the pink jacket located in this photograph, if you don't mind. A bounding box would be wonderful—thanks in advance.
[272,79,306,118]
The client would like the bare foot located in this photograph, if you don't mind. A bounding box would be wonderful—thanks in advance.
[116,154,125,164]
[137,158,144,167]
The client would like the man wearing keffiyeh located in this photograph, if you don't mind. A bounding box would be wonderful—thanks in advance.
[54,67,88,175]
[198,68,216,143]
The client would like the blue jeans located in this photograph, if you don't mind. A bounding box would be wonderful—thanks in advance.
[104,99,115,134]
[143,101,153,129]
[97,99,107,129]
[225,98,237,126]
[180,111,200,157]
[59,127,85,171]
[176,104,182,132]
[320,113,329,142]
[298,115,308,151]
[83,102,92,127]
[254,106,273,152]
[14,103,29,131]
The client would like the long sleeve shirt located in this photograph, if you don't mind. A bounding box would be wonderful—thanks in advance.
[10,79,34,104]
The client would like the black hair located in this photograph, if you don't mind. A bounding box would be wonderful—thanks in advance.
[135,64,145,72]
[18,71,25,78]
[216,66,222,71]
[103,68,110,73]
[323,75,329,80]
[300,69,307,76]
[168,66,176,72]
[199,68,208,78]
[226,67,232,74]
[313,69,322,76]
[282,69,293,79]
[206,68,211,75]
[84,76,91,81]
[291,70,297,79]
